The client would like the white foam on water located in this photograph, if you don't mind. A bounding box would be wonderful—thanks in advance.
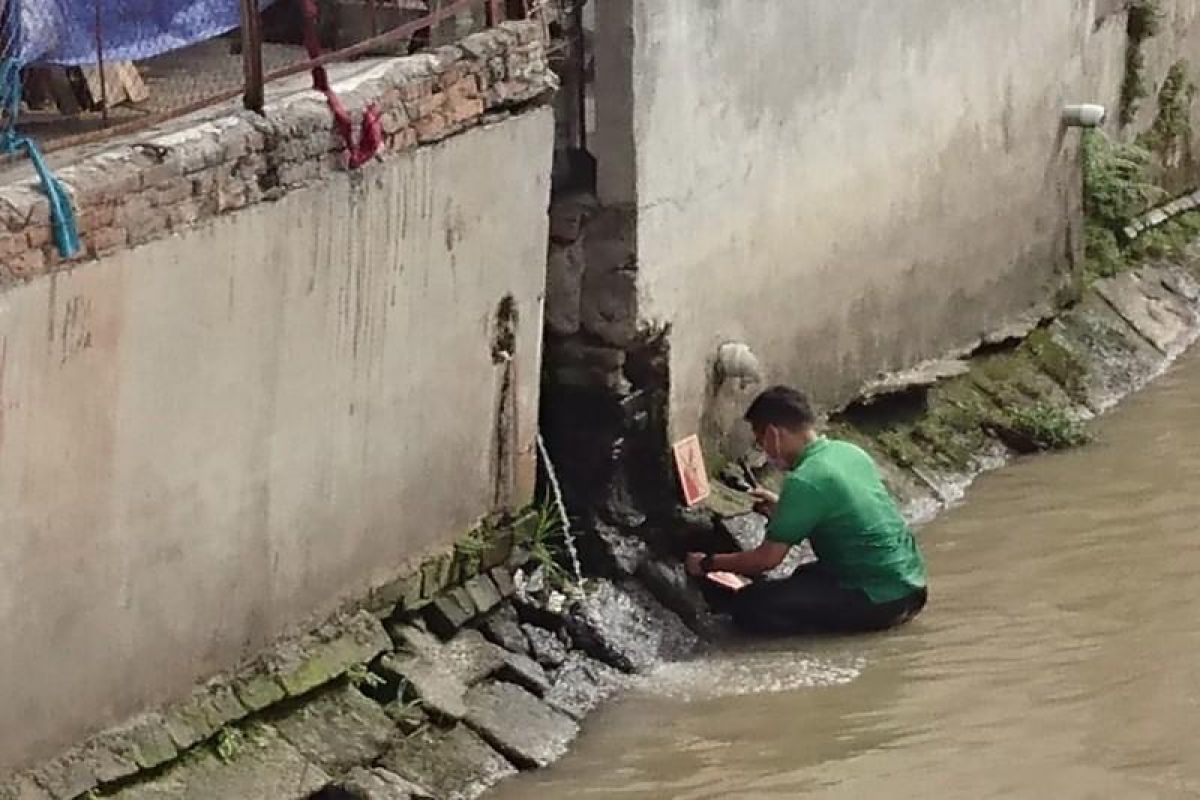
[632,649,867,701]
[536,433,585,586]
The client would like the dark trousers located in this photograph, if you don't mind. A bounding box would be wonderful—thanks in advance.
[730,564,927,636]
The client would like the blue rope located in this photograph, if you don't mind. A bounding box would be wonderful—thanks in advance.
[1,1,80,260]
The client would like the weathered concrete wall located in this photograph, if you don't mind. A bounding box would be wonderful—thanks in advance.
[0,29,554,773]
[594,0,1200,457]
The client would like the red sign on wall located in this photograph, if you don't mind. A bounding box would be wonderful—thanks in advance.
[672,434,711,507]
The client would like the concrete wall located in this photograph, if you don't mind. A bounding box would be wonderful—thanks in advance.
[596,0,1200,455]
[0,107,553,772]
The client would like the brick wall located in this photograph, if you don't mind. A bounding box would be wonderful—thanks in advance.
[0,21,556,288]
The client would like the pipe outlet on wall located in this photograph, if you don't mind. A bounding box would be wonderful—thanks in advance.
[1062,104,1106,128]
[715,342,763,388]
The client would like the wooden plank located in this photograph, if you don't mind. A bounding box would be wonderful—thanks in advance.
[116,62,149,104]
[78,62,148,108]
[78,63,128,108]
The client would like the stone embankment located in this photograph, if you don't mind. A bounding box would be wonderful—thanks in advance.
[7,247,1199,800]
[8,249,1199,800]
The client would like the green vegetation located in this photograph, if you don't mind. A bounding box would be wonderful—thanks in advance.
[840,326,1095,476]
[214,727,246,764]
[388,690,427,736]
[523,502,574,588]
[346,663,386,691]
[1080,130,1184,281]
[993,404,1091,450]
[1120,0,1164,126]
[451,525,489,581]
[1138,61,1197,161]
[1129,210,1200,263]
[1082,131,1162,232]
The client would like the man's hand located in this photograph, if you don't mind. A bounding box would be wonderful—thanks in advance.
[749,487,779,517]
[685,552,707,577]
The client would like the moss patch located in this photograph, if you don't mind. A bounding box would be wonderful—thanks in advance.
[1120,0,1164,127]
[1129,210,1200,262]
[1138,61,1196,164]
[1078,130,1198,282]
[835,328,1096,475]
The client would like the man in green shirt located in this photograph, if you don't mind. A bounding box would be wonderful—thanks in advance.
[685,385,928,635]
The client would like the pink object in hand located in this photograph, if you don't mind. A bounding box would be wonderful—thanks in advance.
[705,571,751,591]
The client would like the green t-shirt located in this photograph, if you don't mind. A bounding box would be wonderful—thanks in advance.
[767,438,927,604]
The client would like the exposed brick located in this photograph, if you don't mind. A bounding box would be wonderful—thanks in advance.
[217,181,250,213]
[117,198,168,243]
[155,179,194,207]
[137,160,182,191]
[234,153,269,180]
[0,232,26,258]
[167,200,203,231]
[88,226,129,257]
[407,92,446,121]
[390,128,419,153]
[27,199,50,226]
[279,160,321,188]
[219,127,259,162]
[379,108,409,135]
[414,113,450,143]
[429,45,464,73]
[378,87,402,108]
[176,135,224,174]
[77,203,117,231]
[5,247,45,279]
[397,77,435,102]
[438,65,468,87]
[447,96,485,126]
[0,20,554,286]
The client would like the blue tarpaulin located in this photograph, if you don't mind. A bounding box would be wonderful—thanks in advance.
[0,0,283,258]
[9,0,275,67]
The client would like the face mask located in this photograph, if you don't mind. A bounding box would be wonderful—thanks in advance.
[763,426,788,469]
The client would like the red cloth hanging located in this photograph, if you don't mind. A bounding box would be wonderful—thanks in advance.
[300,0,384,168]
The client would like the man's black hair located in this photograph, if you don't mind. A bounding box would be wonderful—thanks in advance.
[744,385,816,430]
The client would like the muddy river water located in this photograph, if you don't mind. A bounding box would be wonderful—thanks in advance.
[493,349,1200,799]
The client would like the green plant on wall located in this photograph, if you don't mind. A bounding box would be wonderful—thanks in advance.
[214,727,247,764]
[1120,0,1164,127]
[1082,131,1162,228]
[988,404,1092,452]
[1138,60,1197,164]
[346,663,386,691]
[525,502,573,588]
[1080,130,1166,279]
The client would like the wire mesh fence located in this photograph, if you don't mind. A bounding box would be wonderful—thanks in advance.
[0,0,574,157]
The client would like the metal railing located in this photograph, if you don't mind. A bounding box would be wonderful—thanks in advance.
[1,0,572,158]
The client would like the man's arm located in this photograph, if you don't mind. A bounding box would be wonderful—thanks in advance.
[686,540,790,577]
[685,474,824,578]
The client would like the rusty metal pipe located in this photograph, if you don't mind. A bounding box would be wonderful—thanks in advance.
[240,0,265,113]
[94,0,109,125]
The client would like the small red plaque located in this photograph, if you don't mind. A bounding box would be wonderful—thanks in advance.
[672,434,711,507]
